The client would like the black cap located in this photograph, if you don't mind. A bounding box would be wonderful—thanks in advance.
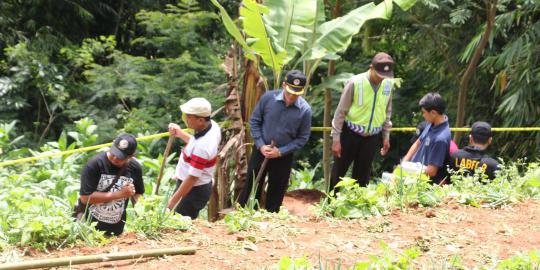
[284,70,307,95]
[371,52,395,78]
[470,121,492,141]
[109,134,137,160]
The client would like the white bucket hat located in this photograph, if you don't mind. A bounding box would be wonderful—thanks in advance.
[180,97,212,117]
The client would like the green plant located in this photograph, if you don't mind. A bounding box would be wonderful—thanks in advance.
[127,193,192,239]
[273,242,420,270]
[276,255,312,270]
[321,178,391,219]
[224,206,293,233]
[288,162,323,191]
[494,250,540,270]
[353,241,420,269]
[0,121,23,158]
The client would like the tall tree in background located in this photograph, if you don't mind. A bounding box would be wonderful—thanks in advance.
[454,0,497,144]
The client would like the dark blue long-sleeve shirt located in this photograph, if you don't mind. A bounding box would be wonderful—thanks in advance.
[250,90,312,156]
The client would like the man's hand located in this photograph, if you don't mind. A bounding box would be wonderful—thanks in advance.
[261,145,280,159]
[119,182,136,198]
[380,138,390,156]
[168,123,181,137]
[332,141,341,158]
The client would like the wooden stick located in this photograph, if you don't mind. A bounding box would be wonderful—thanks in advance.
[256,140,275,208]
[154,135,175,195]
[0,247,196,270]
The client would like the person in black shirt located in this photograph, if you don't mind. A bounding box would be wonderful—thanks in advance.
[79,134,145,235]
[451,121,500,180]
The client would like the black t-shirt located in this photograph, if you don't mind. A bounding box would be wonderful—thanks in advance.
[80,152,144,235]
[450,146,500,180]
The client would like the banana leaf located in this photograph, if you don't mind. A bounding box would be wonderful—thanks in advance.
[209,0,250,52]
[265,0,318,64]
[240,0,287,81]
[306,0,394,60]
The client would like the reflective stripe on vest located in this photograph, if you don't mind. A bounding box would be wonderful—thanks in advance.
[345,71,393,135]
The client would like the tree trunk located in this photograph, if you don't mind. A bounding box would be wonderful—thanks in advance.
[454,0,497,143]
[323,0,341,191]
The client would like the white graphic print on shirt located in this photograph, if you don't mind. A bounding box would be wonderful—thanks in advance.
[89,174,133,224]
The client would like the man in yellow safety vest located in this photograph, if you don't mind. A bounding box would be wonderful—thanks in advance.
[330,52,395,189]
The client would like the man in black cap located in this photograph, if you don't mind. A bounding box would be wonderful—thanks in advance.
[78,133,145,235]
[451,121,500,180]
[330,52,396,189]
[238,70,312,212]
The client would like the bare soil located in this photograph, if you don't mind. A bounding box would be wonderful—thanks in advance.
[16,193,540,269]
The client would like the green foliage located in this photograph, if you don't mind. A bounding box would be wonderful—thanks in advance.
[448,161,540,208]
[274,242,419,270]
[0,121,24,158]
[390,165,441,208]
[133,1,219,57]
[0,188,106,251]
[224,206,293,233]
[288,162,324,191]
[495,250,540,270]
[321,178,391,219]
[0,118,107,251]
[276,255,312,270]
[318,162,540,219]
[127,194,192,239]
[61,36,116,68]
[355,241,420,270]
[213,0,418,87]
[274,248,540,269]
[0,117,187,251]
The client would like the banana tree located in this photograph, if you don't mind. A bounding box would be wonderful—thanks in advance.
[212,0,417,88]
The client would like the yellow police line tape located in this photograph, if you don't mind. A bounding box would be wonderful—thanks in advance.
[311,127,540,132]
[1,127,539,167]
[0,132,169,167]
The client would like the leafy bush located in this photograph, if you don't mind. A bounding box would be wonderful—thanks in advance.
[447,162,540,208]
[318,162,540,219]
[127,194,192,239]
[0,118,186,251]
[319,178,391,219]
[288,162,324,192]
[0,121,24,158]
[495,250,540,269]
[0,186,106,251]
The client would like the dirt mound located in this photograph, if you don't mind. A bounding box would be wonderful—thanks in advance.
[282,189,326,217]
[285,189,325,203]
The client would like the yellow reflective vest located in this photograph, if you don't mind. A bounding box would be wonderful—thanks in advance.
[345,71,394,135]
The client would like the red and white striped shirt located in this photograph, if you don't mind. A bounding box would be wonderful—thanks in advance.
[174,120,221,186]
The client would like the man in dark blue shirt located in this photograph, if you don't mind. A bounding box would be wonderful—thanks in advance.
[238,70,312,212]
[403,93,451,184]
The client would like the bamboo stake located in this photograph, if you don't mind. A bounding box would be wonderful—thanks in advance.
[154,135,175,195]
[0,247,196,270]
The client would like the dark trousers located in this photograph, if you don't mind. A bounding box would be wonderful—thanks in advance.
[330,124,381,190]
[237,147,293,213]
[174,180,212,219]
